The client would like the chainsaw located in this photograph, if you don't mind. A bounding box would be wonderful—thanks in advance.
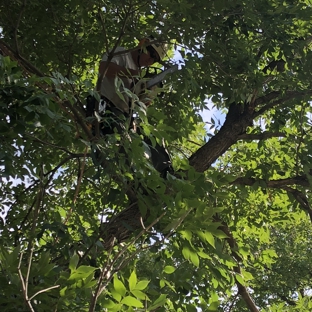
[133,64,179,96]
[146,64,179,89]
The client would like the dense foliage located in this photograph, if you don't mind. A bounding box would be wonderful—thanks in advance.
[1,0,312,311]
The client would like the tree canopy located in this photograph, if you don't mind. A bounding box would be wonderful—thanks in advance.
[1,0,312,311]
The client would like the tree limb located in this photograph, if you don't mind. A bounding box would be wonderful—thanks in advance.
[232,174,311,188]
[25,133,88,156]
[238,132,285,140]
[283,186,312,222]
[254,90,312,118]
[189,102,254,172]
[0,40,45,77]
[216,218,260,312]
[14,0,27,55]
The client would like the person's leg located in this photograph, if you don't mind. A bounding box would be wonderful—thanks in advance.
[86,96,128,135]
[135,124,173,177]
[99,105,129,135]
[143,136,173,178]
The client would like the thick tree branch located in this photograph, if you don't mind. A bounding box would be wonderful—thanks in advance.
[253,91,281,106]
[62,100,94,141]
[254,90,312,118]
[189,102,254,172]
[233,175,312,221]
[0,40,44,77]
[100,89,312,246]
[238,132,285,140]
[283,186,312,222]
[232,174,311,189]
[96,87,312,249]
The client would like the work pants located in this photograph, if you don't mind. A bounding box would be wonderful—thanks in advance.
[87,96,173,178]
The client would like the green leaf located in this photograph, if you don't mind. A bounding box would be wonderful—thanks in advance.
[241,269,254,281]
[111,289,122,303]
[197,251,211,259]
[69,253,79,271]
[210,229,229,239]
[68,266,96,280]
[164,265,176,274]
[179,230,192,242]
[204,232,216,248]
[134,280,149,290]
[148,294,167,311]
[60,286,67,297]
[128,271,137,291]
[182,246,191,260]
[208,300,220,311]
[190,252,200,267]
[121,296,143,308]
[76,265,96,274]
[114,275,127,297]
[131,289,149,300]
[102,299,116,308]
[235,274,245,286]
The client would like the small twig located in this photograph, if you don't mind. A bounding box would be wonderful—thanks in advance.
[25,133,87,156]
[14,0,27,55]
[18,251,35,312]
[44,153,90,188]
[140,216,146,229]
[97,8,110,53]
[187,139,203,147]
[25,247,34,299]
[216,218,259,312]
[89,240,116,312]
[17,252,27,295]
[18,251,60,307]
[109,211,167,272]
[61,147,88,226]
[91,211,166,311]
[73,146,88,205]
[29,285,60,301]
[228,292,240,312]
[171,144,191,158]
[113,208,193,277]
[18,165,45,310]
[63,100,94,141]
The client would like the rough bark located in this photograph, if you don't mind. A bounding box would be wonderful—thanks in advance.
[100,92,311,247]
[189,102,254,172]
[100,201,144,250]
[100,102,255,248]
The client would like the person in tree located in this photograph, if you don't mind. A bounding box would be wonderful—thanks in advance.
[88,36,173,178]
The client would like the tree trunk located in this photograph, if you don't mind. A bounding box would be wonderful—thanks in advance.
[100,102,255,248]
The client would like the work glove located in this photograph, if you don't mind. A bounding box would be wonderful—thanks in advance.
[132,79,160,106]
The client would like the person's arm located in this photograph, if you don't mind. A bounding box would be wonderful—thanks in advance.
[99,61,139,78]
